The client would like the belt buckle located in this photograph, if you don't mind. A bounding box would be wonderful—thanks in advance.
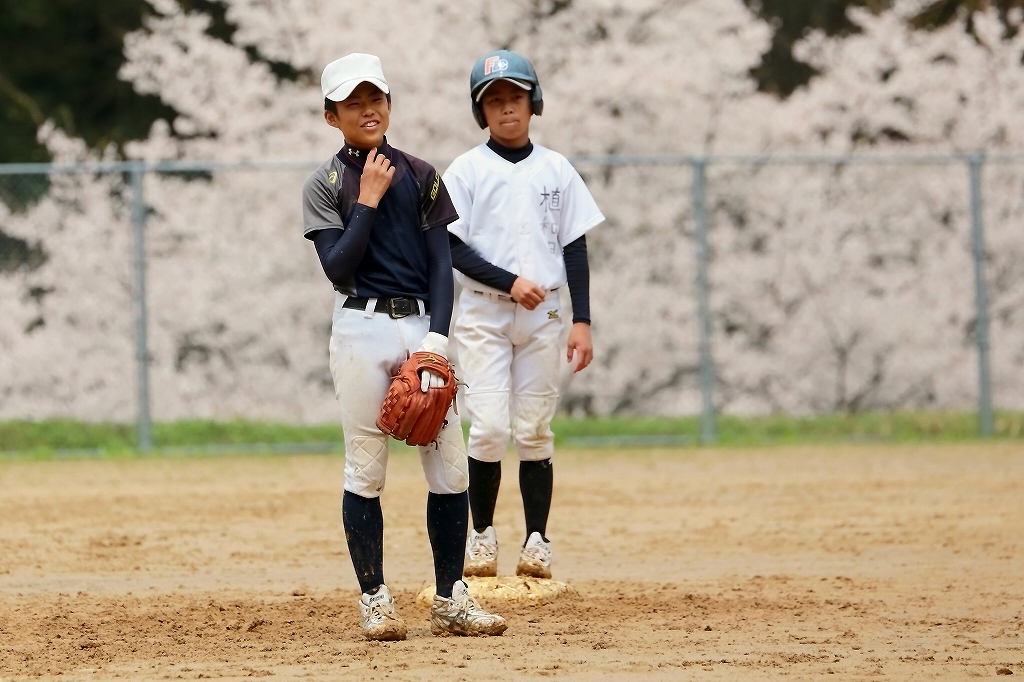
[387,298,414,319]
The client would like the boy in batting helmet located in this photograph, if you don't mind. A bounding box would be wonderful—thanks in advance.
[444,50,604,579]
[302,53,506,639]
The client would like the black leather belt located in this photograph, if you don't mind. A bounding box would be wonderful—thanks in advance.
[343,296,428,318]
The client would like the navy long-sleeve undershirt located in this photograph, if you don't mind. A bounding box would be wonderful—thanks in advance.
[562,236,591,324]
[423,225,455,335]
[448,233,591,324]
[447,232,518,293]
[313,205,454,336]
[312,204,376,286]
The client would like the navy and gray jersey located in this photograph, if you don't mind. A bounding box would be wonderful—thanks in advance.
[302,138,459,300]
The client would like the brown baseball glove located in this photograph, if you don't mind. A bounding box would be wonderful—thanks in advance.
[376,352,459,446]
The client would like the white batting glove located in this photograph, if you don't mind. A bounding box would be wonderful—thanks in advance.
[418,332,449,393]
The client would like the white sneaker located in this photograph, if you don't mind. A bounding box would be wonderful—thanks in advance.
[430,580,508,636]
[358,584,407,641]
[464,526,498,577]
[516,532,552,579]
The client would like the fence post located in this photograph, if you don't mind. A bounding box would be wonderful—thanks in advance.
[130,164,153,451]
[968,153,994,437]
[691,158,717,444]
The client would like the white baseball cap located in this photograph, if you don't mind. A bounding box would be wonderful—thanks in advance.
[322,53,390,102]
[474,77,532,102]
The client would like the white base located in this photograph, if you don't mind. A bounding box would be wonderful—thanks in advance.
[416,576,575,608]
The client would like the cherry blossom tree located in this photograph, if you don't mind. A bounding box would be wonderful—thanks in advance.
[1,0,1022,422]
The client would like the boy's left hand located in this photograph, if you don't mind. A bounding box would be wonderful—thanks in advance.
[566,322,593,373]
[417,331,449,392]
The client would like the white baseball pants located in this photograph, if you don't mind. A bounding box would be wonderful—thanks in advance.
[453,290,562,463]
[328,293,469,498]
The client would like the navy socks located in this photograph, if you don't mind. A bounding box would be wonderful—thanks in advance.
[468,458,502,532]
[344,490,470,598]
[520,458,553,542]
[342,491,385,594]
[468,458,554,543]
[427,491,469,598]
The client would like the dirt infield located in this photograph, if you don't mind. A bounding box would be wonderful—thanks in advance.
[1,443,1022,680]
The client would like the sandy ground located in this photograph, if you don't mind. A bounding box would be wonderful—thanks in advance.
[0,443,1022,680]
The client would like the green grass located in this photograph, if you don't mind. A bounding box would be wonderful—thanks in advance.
[553,411,1024,446]
[1,411,1022,458]
[0,419,343,455]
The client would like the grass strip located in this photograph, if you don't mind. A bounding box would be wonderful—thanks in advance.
[554,411,1024,446]
[1,411,1022,458]
[0,419,342,453]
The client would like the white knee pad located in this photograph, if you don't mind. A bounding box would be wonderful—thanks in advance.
[512,394,558,462]
[344,435,389,497]
[465,391,512,463]
[420,418,469,494]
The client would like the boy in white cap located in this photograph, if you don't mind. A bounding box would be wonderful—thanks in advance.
[302,53,507,639]
[443,50,604,580]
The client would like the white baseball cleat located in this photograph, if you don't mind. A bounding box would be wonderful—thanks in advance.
[430,580,508,636]
[464,525,499,577]
[516,531,552,579]
[358,584,408,641]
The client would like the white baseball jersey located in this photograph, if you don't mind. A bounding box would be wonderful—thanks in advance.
[444,143,604,295]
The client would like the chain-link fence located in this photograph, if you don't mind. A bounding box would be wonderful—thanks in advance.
[1,153,1021,448]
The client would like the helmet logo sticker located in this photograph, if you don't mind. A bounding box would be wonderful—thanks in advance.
[484,56,509,75]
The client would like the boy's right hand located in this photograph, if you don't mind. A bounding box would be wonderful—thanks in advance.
[357,148,395,208]
[510,277,546,310]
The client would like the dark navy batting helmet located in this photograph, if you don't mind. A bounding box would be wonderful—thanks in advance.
[469,49,543,129]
